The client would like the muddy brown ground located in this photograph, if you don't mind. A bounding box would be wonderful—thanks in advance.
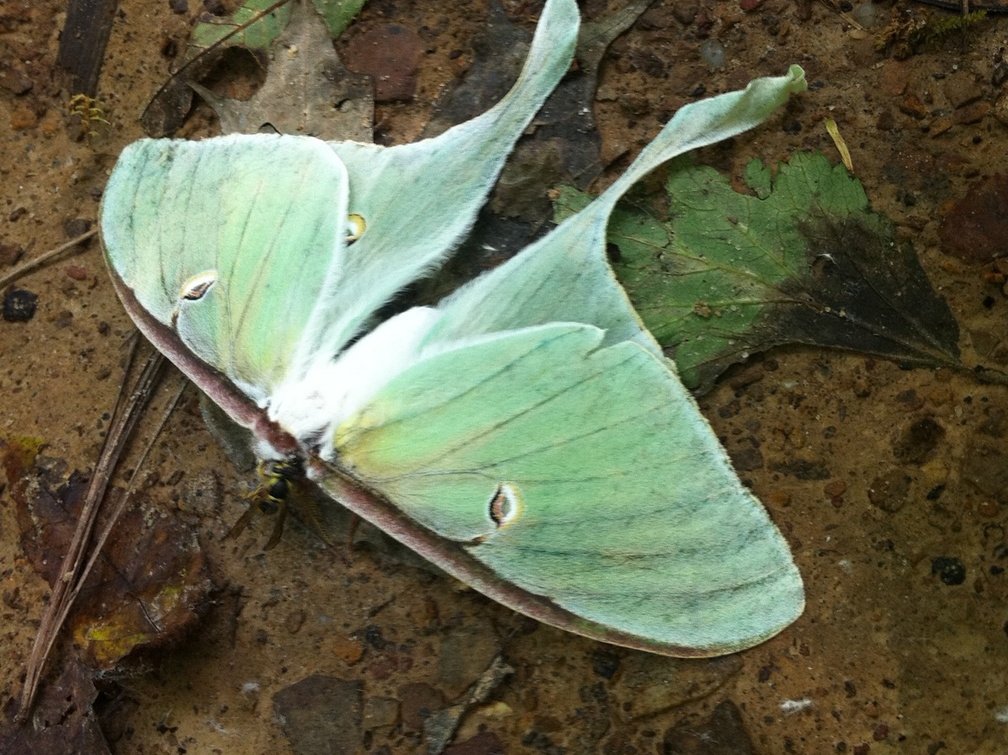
[3,0,1008,752]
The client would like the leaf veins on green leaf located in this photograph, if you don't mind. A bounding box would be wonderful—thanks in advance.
[555,151,961,394]
[191,0,366,51]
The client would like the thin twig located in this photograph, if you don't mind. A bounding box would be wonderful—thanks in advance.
[68,379,187,617]
[16,343,168,722]
[141,0,293,118]
[818,0,865,30]
[0,228,97,289]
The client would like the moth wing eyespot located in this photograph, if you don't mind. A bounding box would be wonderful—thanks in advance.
[179,270,218,301]
[488,483,524,528]
[346,213,367,244]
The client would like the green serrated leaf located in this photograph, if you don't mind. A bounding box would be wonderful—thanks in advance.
[191,0,365,51]
[312,0,368,38]
[555,151,962,393]
[191,0,291,50]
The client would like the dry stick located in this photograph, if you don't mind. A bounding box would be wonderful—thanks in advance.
[16,344,168,722]
[141,0,292,112]
[0,228,97,290]
[65,377,187,634]
[58,0,120,98]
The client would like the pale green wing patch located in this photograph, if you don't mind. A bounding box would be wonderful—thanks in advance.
[100,134,349,402]
[322,66,808,653]
[332,322,803,654]
[292,0,581,370]
[422,66,808,358]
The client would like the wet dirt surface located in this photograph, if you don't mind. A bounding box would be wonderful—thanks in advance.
[3,0,1008,752]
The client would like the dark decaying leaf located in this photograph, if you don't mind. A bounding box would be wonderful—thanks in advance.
[56,0,118,98]
[555,151,962,394]
[661,699,755,754]
[340,22,424,103]
[420,0,651,295]
[0,660,110,755]
[512,0,655,192]
[425,0,651,195]
[141,0,367,136]
[273,676,363,755]
[424,656,514,754]
[938,172,1008,264]
[139,73,197,138]
[138,6,278,138]
[191,0,372,139]
[4,438,212,668]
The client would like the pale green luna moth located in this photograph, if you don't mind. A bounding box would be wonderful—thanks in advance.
[99,0,807,656]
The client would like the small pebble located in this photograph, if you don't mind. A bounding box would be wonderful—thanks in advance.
[929,115,954,137]
[824,480,847,497]
[284,609,306,634]
[672,2,699,25]
[977,500,999,518]
[3,288,38,322]
[931,556,966,586]
[699,38,726,70]
[591,651,621,680]
[0,65,32,95]
[63,218,92,238]
[10,105,37,130]
[362,696,400,735]
[868,470,910,513]
[897,94,928,119]
[0,243,23,265]
[330,635,364,665]
[399,682,446,734]
[852,2,882,28]
[273,676,362,754]
[954,101,990,125]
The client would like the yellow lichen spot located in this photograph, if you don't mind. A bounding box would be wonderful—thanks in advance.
[692,300,713,319]
[75,614,150,666]
[4,436,46,470]
[824,118,853,173]
[74,584,189,665]
[68,94,110,144]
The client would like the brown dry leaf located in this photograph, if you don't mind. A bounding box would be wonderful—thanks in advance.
[191,0,373,140]
[4,438,212,668]
[0,660,110,754]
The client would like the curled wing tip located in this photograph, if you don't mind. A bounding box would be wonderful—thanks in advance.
[786,63,808,91]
